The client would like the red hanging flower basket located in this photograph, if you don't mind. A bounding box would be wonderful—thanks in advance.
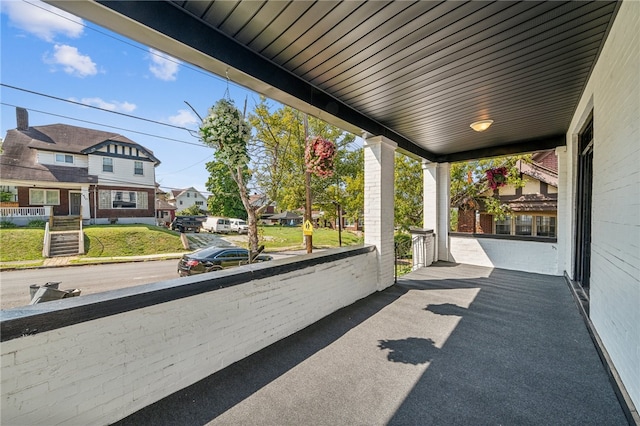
[486,167,508,190]
[305,136,336,178]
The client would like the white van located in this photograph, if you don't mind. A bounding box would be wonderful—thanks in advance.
[229,218,248,234]
[202,216,231,233]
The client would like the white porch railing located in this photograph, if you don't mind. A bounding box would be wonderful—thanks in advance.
[0,206,50,217]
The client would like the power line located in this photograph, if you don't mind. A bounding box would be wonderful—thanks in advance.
[1,83,195,132]
[1,102,206,148]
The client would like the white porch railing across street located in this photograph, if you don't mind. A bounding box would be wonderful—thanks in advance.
[0,206,50,218]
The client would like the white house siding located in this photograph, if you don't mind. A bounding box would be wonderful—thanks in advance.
[564,0,639,410]
[174,190,207,211]
[36,151,88,168]
[88,155,155,188]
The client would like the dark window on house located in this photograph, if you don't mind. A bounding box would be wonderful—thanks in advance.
[195,201,203,206]
[103,157,113,172]
[536,216,556,237]
[134,161,143,175]
[55,153,73,164]
[187,192,191,197]
[515,215,533,235]
[495,217,511,235]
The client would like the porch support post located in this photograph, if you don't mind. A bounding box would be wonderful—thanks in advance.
[81,186,90,221]
[364,135,397,290]
[423,161,451,261]
[555,146,568,276]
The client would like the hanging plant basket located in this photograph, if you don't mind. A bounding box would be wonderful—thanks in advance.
[305,136,336,178]
[199,98,251,167]
[486,167,508,190]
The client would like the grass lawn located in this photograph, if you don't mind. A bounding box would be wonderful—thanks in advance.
[83,224,187,257]
[0,224,362,264]
[0,228,45,261]
[257,225,363,250]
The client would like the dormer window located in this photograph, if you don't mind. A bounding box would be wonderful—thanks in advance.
[55,153,73,164]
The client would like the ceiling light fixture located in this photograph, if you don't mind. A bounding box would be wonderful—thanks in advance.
[470,120,494,132]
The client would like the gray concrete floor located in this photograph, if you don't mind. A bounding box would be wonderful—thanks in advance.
[113,263,628,426]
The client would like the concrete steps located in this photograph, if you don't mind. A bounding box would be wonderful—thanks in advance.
[49,233,80,257]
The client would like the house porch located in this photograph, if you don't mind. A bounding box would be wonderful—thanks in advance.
[113,263,629,425]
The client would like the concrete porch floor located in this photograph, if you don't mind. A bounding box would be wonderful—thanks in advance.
[114,263,628,425]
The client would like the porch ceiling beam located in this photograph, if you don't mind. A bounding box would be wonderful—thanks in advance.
[435,134,566,163]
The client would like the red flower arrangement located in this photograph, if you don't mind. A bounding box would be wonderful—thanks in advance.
[486,167,508,190]
[305,136,336,178]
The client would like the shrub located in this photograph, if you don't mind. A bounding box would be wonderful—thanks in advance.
[0,221,17,229]
[27,220,47,228]
[394,233,412,258]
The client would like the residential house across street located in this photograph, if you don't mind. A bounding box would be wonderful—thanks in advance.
[0,107,160,226]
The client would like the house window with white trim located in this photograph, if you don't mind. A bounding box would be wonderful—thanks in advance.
[29,189,60,205]
[134,161,143,175]
[103,157,114,172]
[55,153,73,164]
[98,190,148,209]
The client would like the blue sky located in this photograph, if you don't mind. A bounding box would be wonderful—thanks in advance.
[0,0,265,194]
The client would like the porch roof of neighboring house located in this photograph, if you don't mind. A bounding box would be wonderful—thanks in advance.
[47,1,620,162]
[156,198,177,211]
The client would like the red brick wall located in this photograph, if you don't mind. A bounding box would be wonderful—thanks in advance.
[92,186,155,219]
[17,186,69,216]
[457,209,476,233]
[478,214,493,234]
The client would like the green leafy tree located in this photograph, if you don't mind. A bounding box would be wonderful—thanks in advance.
[450,155,531,222]
[395,153,424,231]
[177,204,205,216]
[205,159,248,219]
[248,97,356,213]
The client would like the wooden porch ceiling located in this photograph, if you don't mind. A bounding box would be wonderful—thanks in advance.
[46,1,620,162]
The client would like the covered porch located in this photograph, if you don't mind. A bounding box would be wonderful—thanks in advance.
[112,263,628,425]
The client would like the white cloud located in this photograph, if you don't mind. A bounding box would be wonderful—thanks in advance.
[72,97,137,113]
[148,48,180,81]
[44,44,97,77]
[168,109,197,126]
[2,0,84,42]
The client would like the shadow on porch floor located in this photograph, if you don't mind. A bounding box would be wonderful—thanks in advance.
[114,263,627,425]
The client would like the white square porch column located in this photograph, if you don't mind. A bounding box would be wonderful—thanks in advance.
[364,135,397,290]
[423,161,451,262]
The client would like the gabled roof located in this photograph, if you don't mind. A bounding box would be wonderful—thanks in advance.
[0,128,97,184]
[1,121,159,183]
[170,187,205,199]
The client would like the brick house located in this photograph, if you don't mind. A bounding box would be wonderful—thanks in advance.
[456,151,558,238]
[0,108,160,225]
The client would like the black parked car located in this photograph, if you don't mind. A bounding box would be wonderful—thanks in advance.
[177,246,272,276]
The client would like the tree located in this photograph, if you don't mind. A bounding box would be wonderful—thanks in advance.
[205,159,248,219]
[395,153,424,231]
[200,98,263,252]
[177,204,205,216]
[450,155,531,222]
[248,97,356,213]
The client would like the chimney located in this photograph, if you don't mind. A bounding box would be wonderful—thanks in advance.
[16,107,29,131]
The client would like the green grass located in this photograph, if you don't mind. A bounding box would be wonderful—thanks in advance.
[0,224,362,265]
[83,224,187,257]
[0,228,45,261]
[258,225,363,250]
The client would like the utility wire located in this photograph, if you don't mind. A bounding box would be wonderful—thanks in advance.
[1,102,206,148]
[1,83,194,132]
